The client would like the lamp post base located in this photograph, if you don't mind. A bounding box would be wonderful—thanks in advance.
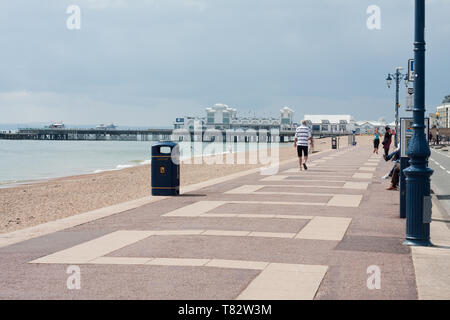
[403,238,433,247]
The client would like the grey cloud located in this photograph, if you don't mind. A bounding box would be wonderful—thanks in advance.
[0,0,449,126]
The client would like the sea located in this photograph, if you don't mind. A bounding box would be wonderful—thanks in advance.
[0,140,285,186]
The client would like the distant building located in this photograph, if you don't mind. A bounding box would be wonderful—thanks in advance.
[174,103,292,132]
[436,103,450,128]
[206,103,237,129]
[429,113,438,128]
[96,124,117,130]
[303,115,355,135]
[355,121,387,135]
[48,122,65,129]
[280,107,295,131]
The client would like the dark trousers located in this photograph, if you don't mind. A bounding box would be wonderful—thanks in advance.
[391,163,400,187]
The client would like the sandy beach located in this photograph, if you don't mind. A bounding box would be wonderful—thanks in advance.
[0,136,370,233]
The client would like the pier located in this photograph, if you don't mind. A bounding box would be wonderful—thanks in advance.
[0,127,354,142]
[0,128,173,142]
[0,128,303,142]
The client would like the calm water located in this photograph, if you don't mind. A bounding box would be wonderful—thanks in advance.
[0,140,282,184]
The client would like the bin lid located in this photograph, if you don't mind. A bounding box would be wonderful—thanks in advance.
[151,142,179,157]
[152,141,178,148]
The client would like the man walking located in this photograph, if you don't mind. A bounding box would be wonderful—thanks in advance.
[294,120,312,171]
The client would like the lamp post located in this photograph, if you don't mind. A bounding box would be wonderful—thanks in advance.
[435,112,440,145]
[403,0,433,247]
[386,69,409,148]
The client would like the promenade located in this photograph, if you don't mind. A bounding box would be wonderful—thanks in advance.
[0,142,449,300]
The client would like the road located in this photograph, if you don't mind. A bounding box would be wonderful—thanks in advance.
[429,147,450,215]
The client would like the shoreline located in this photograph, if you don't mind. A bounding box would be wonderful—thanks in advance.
[0,137,348,234]
[0,142,294,190]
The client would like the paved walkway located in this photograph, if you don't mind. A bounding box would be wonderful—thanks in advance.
[0,144,448,299]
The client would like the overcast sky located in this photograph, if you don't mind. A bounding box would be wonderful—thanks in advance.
[0,0,449,126]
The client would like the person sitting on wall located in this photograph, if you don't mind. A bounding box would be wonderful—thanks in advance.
[384,146,401,191]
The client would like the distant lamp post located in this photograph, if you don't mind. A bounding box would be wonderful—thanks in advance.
[403,0,433,247]
[386,67,407,148]
[435,112,440,145]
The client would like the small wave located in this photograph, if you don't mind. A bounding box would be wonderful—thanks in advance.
[0,180,18,185]
[92,159,151,175]
[93,169,108,174]
[115,164,134,170]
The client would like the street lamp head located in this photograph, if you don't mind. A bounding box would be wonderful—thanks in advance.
[386,74,393,88]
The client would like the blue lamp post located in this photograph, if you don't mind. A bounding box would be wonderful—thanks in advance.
[403,0,433,246]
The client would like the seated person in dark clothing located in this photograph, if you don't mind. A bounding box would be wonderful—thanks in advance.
[387,162,400,190]
[385,148,400,162]
[382,148,400,179]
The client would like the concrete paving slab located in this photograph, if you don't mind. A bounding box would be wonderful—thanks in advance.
[260,175,288,181]
[163,201,328,219]
[296,217,352,241]
[248,231,296,239]
[30,230,154,264]
[352,172,374,179]
[89,257,153,265]
[284,172,356,177]
[342,182,369,190]
[235,189,336,197]
[359,167,377,172]
[237,263,328,300]
[327,195,363,207]
[202,230,252,237]
[204,213,238,218]
[152,230,205,236]
[259,183,369,192]
[214,199,329,206]
[164,201,227,217]
[206,259,269,270]
[283,166,360,174]
[276,215,314,220]
[225,185,264,194]
[109,234,338,266]
[236,214,277,219]
[146,258,210,267]
[283,166,319,173]
[275,178,349,184]
[412,203,450,299]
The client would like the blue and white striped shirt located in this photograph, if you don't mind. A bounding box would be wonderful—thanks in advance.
[295,125,311,146]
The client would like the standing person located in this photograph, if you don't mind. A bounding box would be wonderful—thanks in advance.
[382,126,392,158]
[373,129,380,154]
[294,120,312,171]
